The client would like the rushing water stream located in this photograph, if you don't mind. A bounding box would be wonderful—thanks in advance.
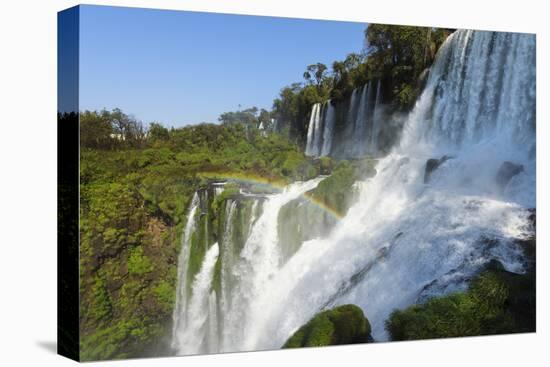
[172,29,535,355]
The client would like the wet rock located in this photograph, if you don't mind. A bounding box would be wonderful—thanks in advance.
[417,68,430,91]
[495,161,524,190]
[424,155,452,183]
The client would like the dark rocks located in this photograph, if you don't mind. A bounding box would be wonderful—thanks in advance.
[517,208,536,269]
[495,161,524,191]
[485,258,506,272]
[424,155,452,183]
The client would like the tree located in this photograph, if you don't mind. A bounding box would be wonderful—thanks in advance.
[365,24,451,109]
[148,123,170,142]
[258,109,272,129]
[80,109,146,149]
[80,110,114,149]
[303,63,328,88]
[109,108,146,146]
[218,107,259,127]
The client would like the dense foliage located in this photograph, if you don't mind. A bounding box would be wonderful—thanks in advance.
[80,109,147,149]
[218,106,272,130]
[79,110,320,360]
[272,25,452,145]
[310,158,376,215]
[365,25,449,108]
[385,262,536,341]
[282,304,372,348]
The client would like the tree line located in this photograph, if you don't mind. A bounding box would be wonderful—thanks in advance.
[79,24,453,150]
[271,24,453,144]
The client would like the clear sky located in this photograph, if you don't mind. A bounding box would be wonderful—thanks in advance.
[79,5,367,127]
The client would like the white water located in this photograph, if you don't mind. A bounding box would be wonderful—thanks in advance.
[171,193,199,346]
[306,78,385,158]
[320,102,335,156]
[220,178,324,351]
[369,80,383,154]
[305,103,322,156]
[173,29,535,354]
[172,242,220,355]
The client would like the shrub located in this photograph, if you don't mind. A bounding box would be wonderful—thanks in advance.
[283,304,371,348]
[386,267,535,340]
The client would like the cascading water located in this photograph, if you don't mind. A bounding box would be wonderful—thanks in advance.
[305,103,322,156]
[171,192,199,346]
[369,80,383,154]
[320,102,335,156]
[173,29,535,354]
[172,242,220,354]
[305,78,385,158]
[220,178,324,351]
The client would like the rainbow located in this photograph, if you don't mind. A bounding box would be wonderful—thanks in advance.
[198,171,345,220]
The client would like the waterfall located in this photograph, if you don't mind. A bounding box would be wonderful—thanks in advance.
[171,193,199,347]
[173,29,535,354]
[320,101,335,156]
[218,200,238,347]
[173,242,220,355]
[220,178,324,351]
[369,80,383,155]
[207,291,219,354]
[353,83,370,156]
[305,103,322,157]
[305,79,384,158]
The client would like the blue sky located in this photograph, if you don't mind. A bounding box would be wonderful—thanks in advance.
[79,5,367,127]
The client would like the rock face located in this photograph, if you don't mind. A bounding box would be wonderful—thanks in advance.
[277,159,376,261]
[495,161,524,190]
[282,304,373,348]
[424,155,452,183]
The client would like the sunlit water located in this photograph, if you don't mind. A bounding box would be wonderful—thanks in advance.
[172,29,535,354]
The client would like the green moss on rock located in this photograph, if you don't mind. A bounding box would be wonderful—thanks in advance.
[127,247,154,275]
[314,161,356,211]
[278,159,377,261]
[386,264,536,341]
[278,197,335,262]
[282,304,372,348]
[309,160,359,216]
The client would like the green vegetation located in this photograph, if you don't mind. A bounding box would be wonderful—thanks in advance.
[282,304,372,348]
[272,25,452,145]
[277,158,377,261]
[79,109,320,360]
[218,106,272,130]
[80,109,147,150]
[310,158,376,215]
[365,25,450,109]
[386,263,536,341]
[127,247,154,275]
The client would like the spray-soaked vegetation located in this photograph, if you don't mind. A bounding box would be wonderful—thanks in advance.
[386,262,536,340]
[282,304,372,348]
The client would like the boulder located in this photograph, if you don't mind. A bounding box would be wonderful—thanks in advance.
[282,304,372,348]
[495,161,524,190]
[424,155,452,183]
